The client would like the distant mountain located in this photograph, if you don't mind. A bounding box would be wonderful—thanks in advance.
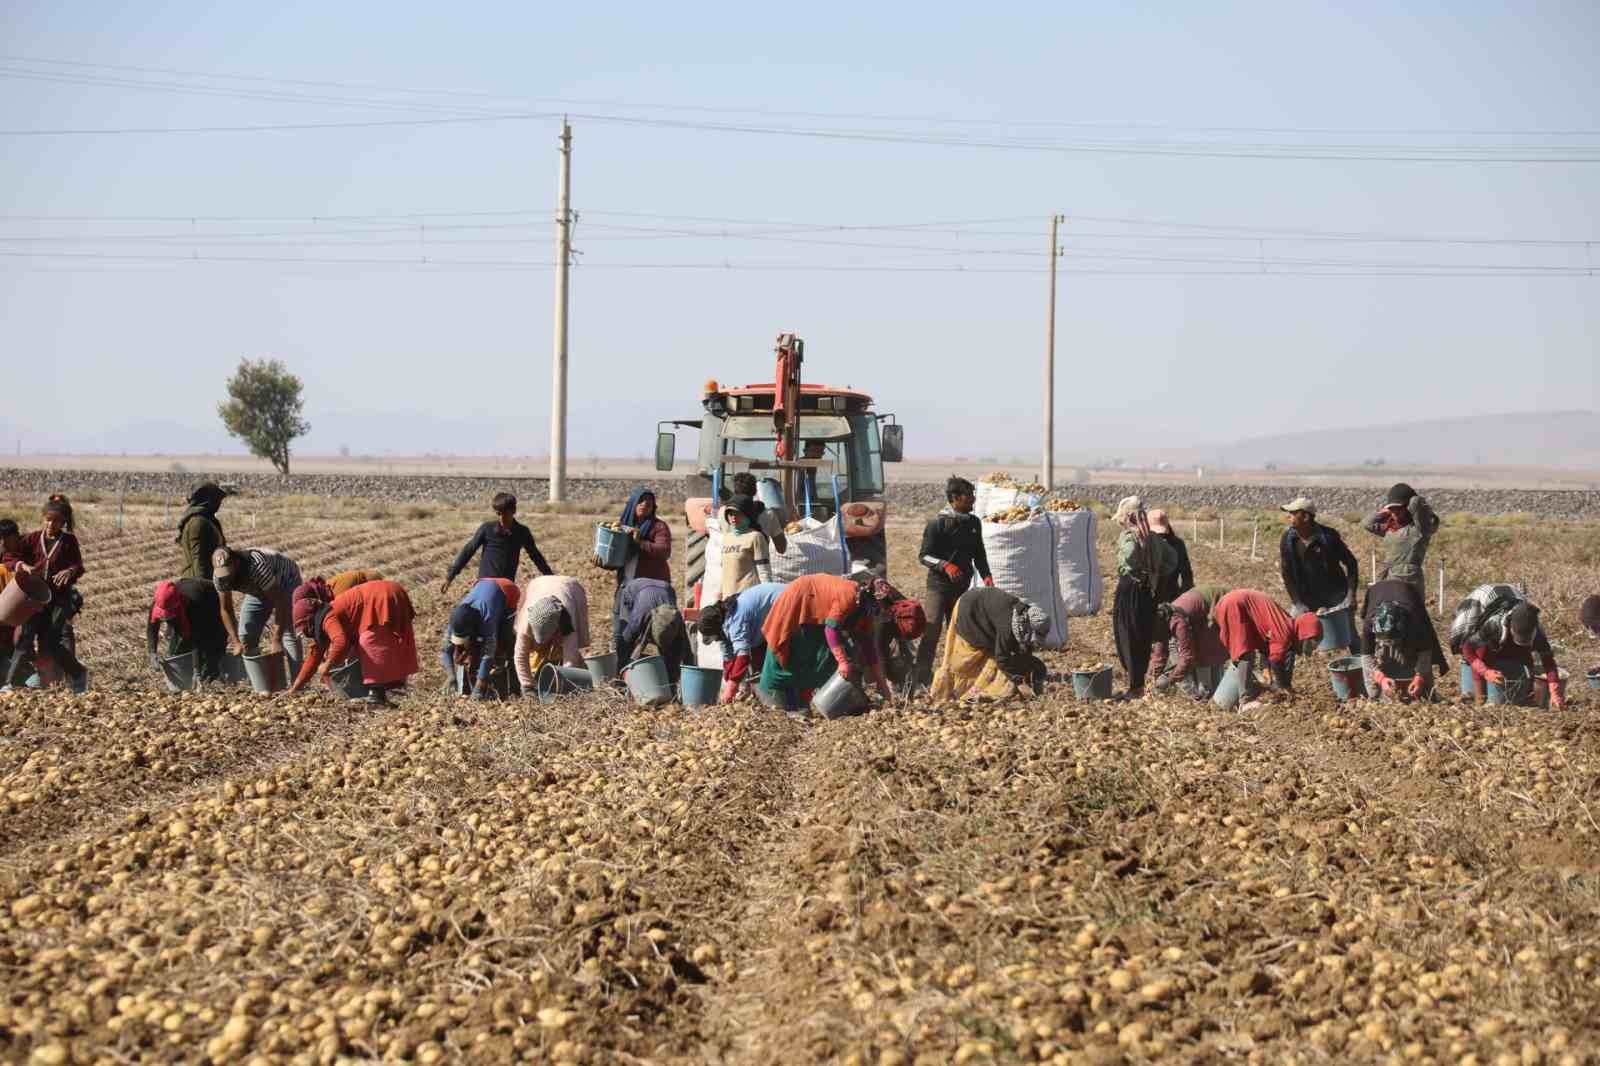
[1204,410,1600,471]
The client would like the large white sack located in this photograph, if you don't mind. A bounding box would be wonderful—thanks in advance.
[973,483,1044,518]
[701,515,726,604]
[769,516,848,584]
[979,509,1102,650]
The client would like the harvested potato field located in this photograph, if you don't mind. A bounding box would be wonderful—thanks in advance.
[2,493,1598,1065]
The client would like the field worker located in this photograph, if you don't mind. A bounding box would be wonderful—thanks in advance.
[1362,578,1448,701]
[1150,585,1233,697]
[929,586,1050,702]
[625,598,693,686]
[696,582,784,703]
[1583,597,1600,679]
[329,569,383,596]
[442,577,522,700]
[213,547,304,665]
[612,488,672,652]
[616,576,676,665]
[761,574,923,707]
[1449,584,1565,708]
[513,574,591,691]
[5,496,90,693]
[288,579,418,704]
[0,517,24,566]
[716,502,773,599]
[441,492,553,595]
[1278,496,1360,654]
[1212,589,1323,693]
[726,472,788,554]
[1365,483,1440,589]
[1148,510,1194,604]
[147,579,227,683]
[912,477,993,690]
[1112,496,1178,699]
[175,482,230,581]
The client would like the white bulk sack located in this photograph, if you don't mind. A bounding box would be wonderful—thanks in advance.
[973,483,1044,518]
[769,516,848,584]
[980,509,1102,650]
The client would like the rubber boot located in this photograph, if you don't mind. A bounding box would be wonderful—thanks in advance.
[2,652,29,691]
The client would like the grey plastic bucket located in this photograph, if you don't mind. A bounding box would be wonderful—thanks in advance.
[537,663,594,703]
[594,525,630,570]
[623,655,674,707]
[161,651,197,693]
[1190,663,1223,697]
[810,672,868,719]
[1070,667,1113,701]
[1586,668,1600,692]
[1213,660,1251,709]
[328,660,370,700]
[242,652,286,693]
[1316,607,1355,652]
[1486,665,1535,707]
[584,652,619,687]
[1327,656,1365,702]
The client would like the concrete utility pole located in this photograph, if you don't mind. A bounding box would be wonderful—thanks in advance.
[549,119,573,502]
[1042,214,1063,489]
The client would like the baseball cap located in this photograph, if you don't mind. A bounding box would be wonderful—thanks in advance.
[1280,497,1316,516]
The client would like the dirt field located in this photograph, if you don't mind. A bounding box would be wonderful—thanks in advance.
[2,492,1598,1064]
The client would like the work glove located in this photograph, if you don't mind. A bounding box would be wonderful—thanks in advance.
[832,650,853,680]
[1481,668,1505,687]
[942,562,967,583]
[1372,669,1396,700]
[982,576,995,588]
[1407,673,1426,700]
[1151,672,1174,693]
[1548,673,1567,710]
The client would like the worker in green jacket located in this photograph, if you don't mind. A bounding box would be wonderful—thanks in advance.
[1364,483,1439,590]
[175,483,231,580]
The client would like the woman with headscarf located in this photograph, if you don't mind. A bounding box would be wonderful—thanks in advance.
[512,574,591,691]
[759,573,925,707]
[612,488,672,655]
[175,482,230,581]
[1111,495,1177,699]
[287,579,418,703]
[4,495,89,693]
[1361,578,1448,701]
[147,578,227,682]
[930,586,1050,702]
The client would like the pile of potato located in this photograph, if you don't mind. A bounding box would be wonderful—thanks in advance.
[978,472,1017,487]
[986,505,1039,525]
[1045,499,1082,512]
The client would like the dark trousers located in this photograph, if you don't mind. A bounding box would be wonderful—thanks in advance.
[11,596,85,682]
[913,580,966,686]
[1113,575,1156,694]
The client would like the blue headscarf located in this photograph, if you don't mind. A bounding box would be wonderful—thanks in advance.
[620,488,660,540]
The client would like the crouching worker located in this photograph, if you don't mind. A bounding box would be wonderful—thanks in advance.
[288,579,418,704]
[148,579,228,683]
[760,574,923,708]
[1151,586,1232,698]
[929,586,1049,702]
[1212,589,1322,693]
[1362,579,1448,701]
[624,595,692,685]
[1450,584,1565,708]
[441,577,521,700]
[513,575,591,692]
[696,582,784,703]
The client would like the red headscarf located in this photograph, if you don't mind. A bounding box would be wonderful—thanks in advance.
[292,580,334,636]
[891,599,927,642]
[1293,612,1323,645]
[150,581,189,637]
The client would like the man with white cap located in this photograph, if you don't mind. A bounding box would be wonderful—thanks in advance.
[1277,496,1360,656]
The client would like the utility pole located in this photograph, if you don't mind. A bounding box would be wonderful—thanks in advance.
[549,119,573,502]
[1043,214,1063,490]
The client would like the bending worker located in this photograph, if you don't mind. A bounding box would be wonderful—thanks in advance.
[1362,578,1448,701]
[928,585,1049,702]
[512,574,590,692]
[288,579,419,704]
[1150,585,1232,698]
[443,577,522,700]
[1212,588,1323,693]
[696,582,785,703]
[148,579,228,683]
[1449,584,1566,708]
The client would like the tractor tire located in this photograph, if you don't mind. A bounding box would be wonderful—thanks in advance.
[685,529,708,599]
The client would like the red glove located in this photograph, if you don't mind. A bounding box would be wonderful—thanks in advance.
[1482,668,1505,686]
[723,652,752,684]
[982,576,994,588]
[718,680,740,704]
[942,562,966,583]
[1406,673,1426,700]
[1548,672,1567,710]
[1372,669,1396,700]
[875,676,892,699]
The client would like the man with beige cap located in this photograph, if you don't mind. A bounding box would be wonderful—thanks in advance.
[1277,496,1360,655]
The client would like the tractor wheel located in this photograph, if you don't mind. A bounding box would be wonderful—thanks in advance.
[685,529,708,598]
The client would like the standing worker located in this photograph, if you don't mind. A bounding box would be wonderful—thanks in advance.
[912,477,993,689]
[1212,588,1323,693]
[175,482,230,581]
[726,472,788,554]
[1112,496,1177,699]
[5,496,90,693]
[716,502,774,600]
[441,493,553,594]
[1364,483,1440,589]
[1278,497,1360,655]
[1449,584,1566,708]
[1362,578,1448,701]
[612,488,672,651]
[1148,509,1194,604]
[1581,596,1600,682]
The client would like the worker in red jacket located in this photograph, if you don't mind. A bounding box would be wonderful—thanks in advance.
[1211,589,1323,692]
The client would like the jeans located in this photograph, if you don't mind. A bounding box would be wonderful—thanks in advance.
[239,594,302,667]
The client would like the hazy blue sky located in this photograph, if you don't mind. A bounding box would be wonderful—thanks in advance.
[2,0,1596,463]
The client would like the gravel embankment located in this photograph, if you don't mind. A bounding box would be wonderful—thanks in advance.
[6,469,1600,518]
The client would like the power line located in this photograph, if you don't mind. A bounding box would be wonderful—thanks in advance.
[7,54,1599,138]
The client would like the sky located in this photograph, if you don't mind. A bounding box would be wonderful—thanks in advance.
[2,0,1597,466]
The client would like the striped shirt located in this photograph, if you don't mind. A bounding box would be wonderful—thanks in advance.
[218,548,302,600]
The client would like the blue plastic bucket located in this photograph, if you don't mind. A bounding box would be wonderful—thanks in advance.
[594,525,630,570]
[1486,665,1535,707]
[1071,667,1113,701]
[1213,659,1252,709]
[1327,656,1365,701]
[1586,668,1600,692]
[623,655,674,707]
[679,665,721,707]
[1460,662,1481,701]
[1317,608,1356,653]
[584,652,619,687]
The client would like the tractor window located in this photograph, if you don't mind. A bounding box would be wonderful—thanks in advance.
[847,414,885,495]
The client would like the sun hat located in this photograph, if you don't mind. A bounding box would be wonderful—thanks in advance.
[1113,495,1142,524]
